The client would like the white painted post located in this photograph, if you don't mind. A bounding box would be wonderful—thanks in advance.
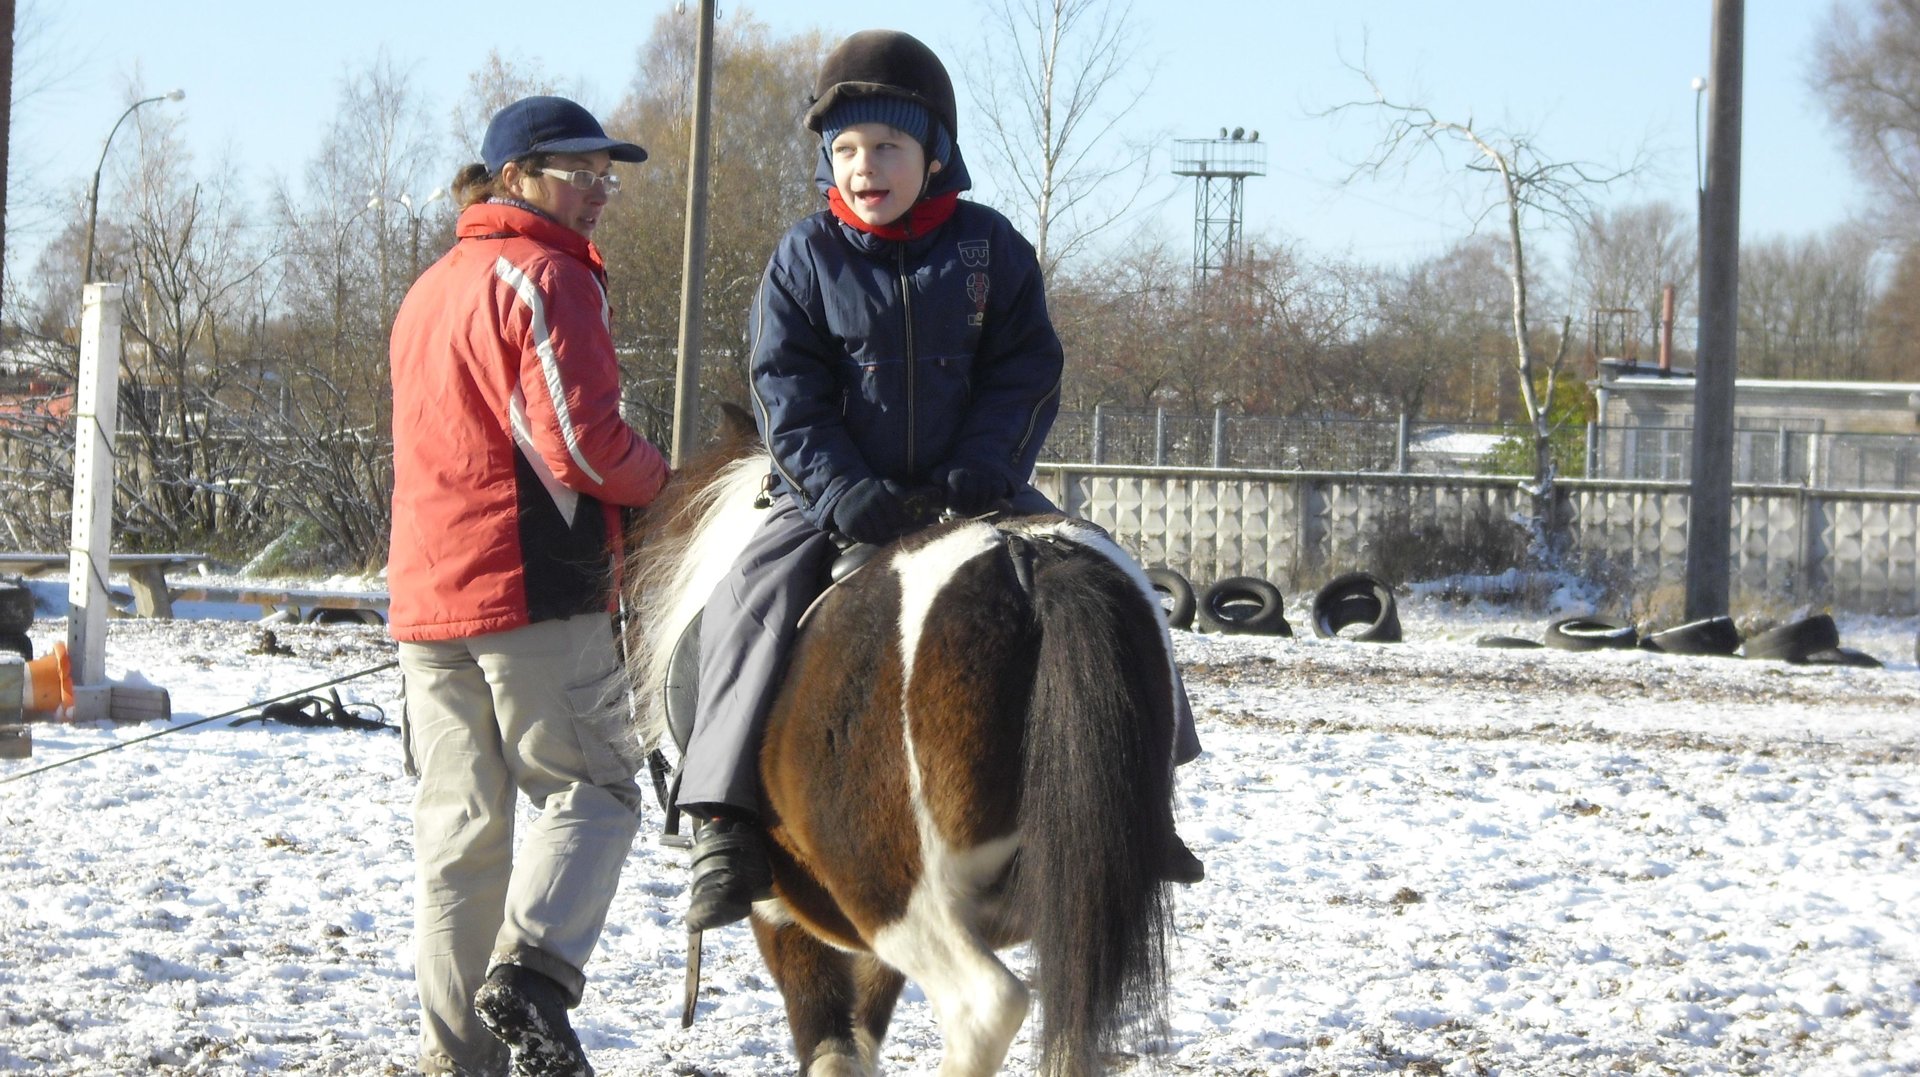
[67,283,123,707]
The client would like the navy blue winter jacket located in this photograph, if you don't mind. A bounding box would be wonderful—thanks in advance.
[747,146,1064,532]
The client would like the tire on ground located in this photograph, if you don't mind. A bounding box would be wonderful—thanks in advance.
[1197,576,1290,636]
[1741,614,1840,662]
[1475,634,1542,649]
[1544,617,1637,652]
[1310,571,1403,643]
[1639,615,1741,657]
[0,579,34,635]
[1145,568,1197,630]
[0,631,32,660]
[1804,645,1882,669]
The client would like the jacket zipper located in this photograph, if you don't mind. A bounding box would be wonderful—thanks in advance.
[747,284,809,506]
[897,244,918,477]
[1012,378,1061,468]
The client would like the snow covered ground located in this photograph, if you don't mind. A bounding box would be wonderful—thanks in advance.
[1,583,1917,1075]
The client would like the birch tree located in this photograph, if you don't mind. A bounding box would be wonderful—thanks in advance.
[1813,0,1920,238]
[963,0,1159,279]
[1330,72,1637,560]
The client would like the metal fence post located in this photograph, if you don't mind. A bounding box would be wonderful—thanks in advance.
[1091,404,1105,465]
[1153,407,1167,466]
[1395,414,1409,473]
[1585,421,1597,479]
[1212,408,1227,469]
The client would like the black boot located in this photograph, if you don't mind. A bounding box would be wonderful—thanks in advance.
[472,964,592,1077]
[686,814,774,931]
[1162,831,1205,885]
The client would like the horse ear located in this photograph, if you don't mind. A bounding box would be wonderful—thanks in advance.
[717,402,757,441]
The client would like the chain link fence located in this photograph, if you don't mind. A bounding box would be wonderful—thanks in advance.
[1588,422,1920,490]
[1042,407,1920,492]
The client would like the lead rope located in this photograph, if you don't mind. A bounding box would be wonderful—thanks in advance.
[0,659,400,787]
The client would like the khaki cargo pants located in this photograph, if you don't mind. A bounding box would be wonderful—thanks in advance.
[397,613,644,1076]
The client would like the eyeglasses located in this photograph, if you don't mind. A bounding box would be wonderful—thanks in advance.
[538,167,621,196]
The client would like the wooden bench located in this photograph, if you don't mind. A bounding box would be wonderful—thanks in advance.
[169,584,389,624]
[0,552,210,619]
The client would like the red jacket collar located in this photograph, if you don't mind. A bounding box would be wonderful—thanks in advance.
[456,201,607,276]
[826,187,961,242]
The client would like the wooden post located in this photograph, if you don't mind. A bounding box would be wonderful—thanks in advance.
[668,0,718,468]
[68,283,123,706]
[1685,0,1743,620]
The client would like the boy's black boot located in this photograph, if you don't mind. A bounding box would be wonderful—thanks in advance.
[1162,831,1205,885]
[686,815,775,931]
[471,965,592,1077]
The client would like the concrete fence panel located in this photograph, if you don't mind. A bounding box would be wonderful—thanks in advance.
[1036,464,1920,614]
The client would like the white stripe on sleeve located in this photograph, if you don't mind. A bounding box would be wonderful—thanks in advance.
[494,254,606,486]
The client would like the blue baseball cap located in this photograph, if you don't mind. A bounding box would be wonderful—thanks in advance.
[482,96,647,173]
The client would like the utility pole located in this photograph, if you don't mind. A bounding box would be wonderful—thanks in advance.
[1,0,16,322]
[1685,0,1743,620]
[670,0,717,468]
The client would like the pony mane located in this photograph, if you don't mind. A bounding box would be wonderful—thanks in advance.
[624,412,771,747]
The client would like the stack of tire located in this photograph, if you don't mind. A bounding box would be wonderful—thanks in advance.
[1308,572,1402,643]
[1144,568,1406,642]
[0,578,34,660]
[1145,569,1290,635]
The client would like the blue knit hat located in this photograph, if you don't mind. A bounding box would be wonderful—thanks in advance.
[819,96,953,167]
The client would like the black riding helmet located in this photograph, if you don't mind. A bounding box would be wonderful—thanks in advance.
[803,30,958,144]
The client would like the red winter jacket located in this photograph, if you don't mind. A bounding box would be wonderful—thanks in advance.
[387,201,668,642]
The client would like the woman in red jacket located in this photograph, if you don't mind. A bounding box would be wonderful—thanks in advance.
[387,96,668,1077]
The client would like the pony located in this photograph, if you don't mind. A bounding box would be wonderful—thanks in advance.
[624,407,1183,1076]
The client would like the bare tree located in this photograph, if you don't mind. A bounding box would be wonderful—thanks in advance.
[1361,236,1514,424]
[1737,225,1876,380]
[244,56,446,569]
[1048,236,1195,409]
[1813,0,1920,239]
[1572,200,1698,362]
[1329,69,1637,559]
[597,10,829,437]
[112,107,277,549]
[1868,241,1920,379]
[449,50,584,163]
[963,0,1160,278]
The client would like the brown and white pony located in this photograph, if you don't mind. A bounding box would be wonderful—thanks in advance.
[625,409,1181,1076]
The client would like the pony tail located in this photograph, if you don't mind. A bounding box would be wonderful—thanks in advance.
[1018,549,1174,1077]
[451,162,496,208]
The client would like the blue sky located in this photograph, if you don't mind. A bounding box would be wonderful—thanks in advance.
[6,0,1863,279]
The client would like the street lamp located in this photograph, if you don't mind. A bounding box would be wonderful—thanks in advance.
[1691,76,1708,195]
[81,89,185,286]
[370,187,447,278]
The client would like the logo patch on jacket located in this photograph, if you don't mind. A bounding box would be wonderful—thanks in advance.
[966,272,990,326]
[959,240,990,268]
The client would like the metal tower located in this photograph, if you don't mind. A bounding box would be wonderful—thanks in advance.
[1172,129,1266,284]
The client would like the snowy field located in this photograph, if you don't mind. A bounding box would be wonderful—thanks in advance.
[1,582,1918,1076]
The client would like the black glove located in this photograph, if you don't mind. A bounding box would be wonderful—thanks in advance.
[937,466,1008,516]
[831,478,914,545]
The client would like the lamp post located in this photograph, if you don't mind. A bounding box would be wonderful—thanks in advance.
[1691,76,1708,196]
[81,89,184,286]
[370,187,447,279]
